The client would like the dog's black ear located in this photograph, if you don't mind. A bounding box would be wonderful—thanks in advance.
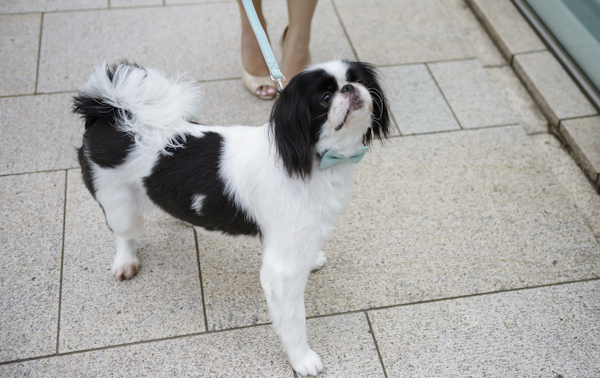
[346,62,391,145]
[269,73,318,179]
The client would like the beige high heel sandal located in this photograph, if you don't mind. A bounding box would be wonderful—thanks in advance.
[241,69,277,100]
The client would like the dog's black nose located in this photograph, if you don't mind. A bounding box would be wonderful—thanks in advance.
[341,84,355,94]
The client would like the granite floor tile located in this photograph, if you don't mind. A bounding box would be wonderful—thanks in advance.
[380,64,460,135]
[486,66,548,134]
[428,59,517,128]
[530,133,600,239]
[0,93,83,175]
[0,0,106,13]
[466,0,546,60]
[110,0,163,7]
[0,171,65,362]
[560,116,600,184]
[0,312,386,377]
[306,313,385,377]
[334,0,473,65]
[513,51,598,125]
[198,126,600,331]
[1,326,293,377]
[197,232,266,330]
[306,126,599,315]
[0,14,40,96]
[165,0,239,4]
[59,170,205,352]
[369,281,600,377]
[296,0,355,65]
[196,79,274,127]
[37,0,352,94]
[440,0,507,67]
[38,3,241,93]
[200,238,401,377]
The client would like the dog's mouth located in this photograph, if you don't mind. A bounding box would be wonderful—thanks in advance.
[335,98,365,131]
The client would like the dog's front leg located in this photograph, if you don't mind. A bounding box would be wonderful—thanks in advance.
[260,247,323,376]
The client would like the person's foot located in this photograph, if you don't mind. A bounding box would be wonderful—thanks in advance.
[281,25,312,82]
[241,26,277,99]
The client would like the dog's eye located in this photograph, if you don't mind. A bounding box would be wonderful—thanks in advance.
[320,92,332,106]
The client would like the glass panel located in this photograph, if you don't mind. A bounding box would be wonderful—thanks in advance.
[563,0,600,43]
[525,0,600,92]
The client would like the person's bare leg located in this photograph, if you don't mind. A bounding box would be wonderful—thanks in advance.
[237,0,276,98]
[282,0,317,81]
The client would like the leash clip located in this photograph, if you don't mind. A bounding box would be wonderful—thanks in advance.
[272,75,286,91]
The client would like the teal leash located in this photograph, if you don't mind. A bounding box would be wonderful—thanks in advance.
[241,0,286,91]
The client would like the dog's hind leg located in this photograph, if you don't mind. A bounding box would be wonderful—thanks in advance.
[95,180,148,281]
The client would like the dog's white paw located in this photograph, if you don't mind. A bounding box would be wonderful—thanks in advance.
[311,250,327,271]
[291,349,323,376]
[111,259,140,281]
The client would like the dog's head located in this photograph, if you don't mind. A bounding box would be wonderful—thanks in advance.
[270,60,390,178]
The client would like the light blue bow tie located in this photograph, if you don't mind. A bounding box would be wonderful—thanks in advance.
[319,146,370,169]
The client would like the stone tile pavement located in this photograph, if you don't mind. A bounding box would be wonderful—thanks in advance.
[468,0,600,189]
[1,0,600,376]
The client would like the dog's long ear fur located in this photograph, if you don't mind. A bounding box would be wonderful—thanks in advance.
[346,61,391,145]
[269,72,318,179]
[269,63,390,179]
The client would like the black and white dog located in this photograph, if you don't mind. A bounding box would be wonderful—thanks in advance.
[74,60,390,376]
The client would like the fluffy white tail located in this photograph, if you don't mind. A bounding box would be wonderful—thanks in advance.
[74,62,202,151]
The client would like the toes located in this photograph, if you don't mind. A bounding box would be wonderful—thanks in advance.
[291,349,323,376]
[112,261,139,281]
[256,85,276,98]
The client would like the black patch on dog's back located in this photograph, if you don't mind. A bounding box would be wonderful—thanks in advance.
[143,132,261,237]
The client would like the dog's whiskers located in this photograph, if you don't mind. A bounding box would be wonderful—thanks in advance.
[312,113,328,121]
